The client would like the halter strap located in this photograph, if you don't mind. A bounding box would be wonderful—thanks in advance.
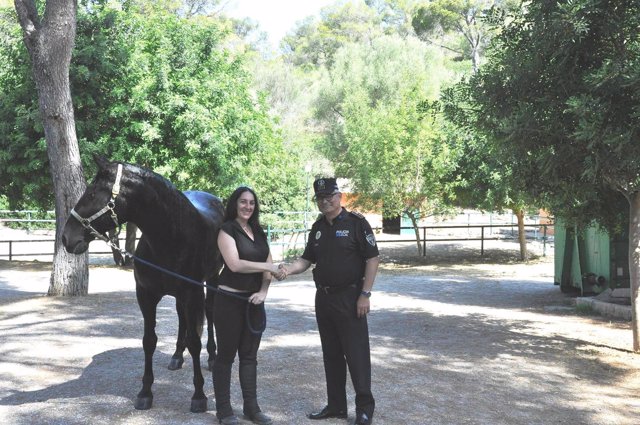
[71,203,113,224]
[70,163,123,236]
[111,162,123,197]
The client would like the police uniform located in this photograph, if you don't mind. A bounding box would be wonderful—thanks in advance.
[302,206,379,420]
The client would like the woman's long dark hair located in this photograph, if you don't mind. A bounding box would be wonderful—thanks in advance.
[224,186,261,230]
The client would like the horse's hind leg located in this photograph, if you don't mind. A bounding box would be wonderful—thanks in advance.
[205,255,222,372]
[168,299,186,370]
[134,288,161,410]
[205,284,217,371]
[185,289,207,413]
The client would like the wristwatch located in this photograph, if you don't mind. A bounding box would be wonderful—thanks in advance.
[360,290,372,298]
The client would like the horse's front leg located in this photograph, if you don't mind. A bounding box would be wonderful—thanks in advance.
[134,290,161,410]
[185,290,207,413]
[168,299,186,370]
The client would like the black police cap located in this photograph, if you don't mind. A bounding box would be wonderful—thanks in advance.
[313,178,340,195]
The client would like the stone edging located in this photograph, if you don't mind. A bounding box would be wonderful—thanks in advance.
[576,297,632,321]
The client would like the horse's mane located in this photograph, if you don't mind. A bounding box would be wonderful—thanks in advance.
[125,163,193,207]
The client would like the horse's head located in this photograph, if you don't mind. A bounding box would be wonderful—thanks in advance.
[62,155,129,254]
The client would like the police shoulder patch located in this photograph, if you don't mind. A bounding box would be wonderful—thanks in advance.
[349,210,365,219]
[366,233,377,246]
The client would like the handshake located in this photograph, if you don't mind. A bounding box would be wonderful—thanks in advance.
[271,263,290,281]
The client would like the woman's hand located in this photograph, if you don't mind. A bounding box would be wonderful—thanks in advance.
[249,290,268,305]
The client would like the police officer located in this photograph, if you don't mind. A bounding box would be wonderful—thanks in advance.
[282,178,379,425]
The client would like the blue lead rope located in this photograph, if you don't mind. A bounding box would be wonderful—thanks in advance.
[71,197,266,334]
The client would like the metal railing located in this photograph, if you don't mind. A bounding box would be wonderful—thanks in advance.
[0,223,553,262]
[374,223,553,257]
[0,238,131,261]
[263,223,553,261]
[0,211,55,224]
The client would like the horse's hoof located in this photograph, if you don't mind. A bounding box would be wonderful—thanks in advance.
[190,397,207,413]
[167,357,184,370]
[134,395,153,410]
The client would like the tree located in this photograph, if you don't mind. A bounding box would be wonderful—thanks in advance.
[2,3,302,211]
[439,81,541,261]
[412,0,517,72]
[314,35,458,255]
[282,1,384,68]
[461,0,640,350]
[13,0,88,295]
[3,2,304,270]
[0,6,52,209]
[365,0,418,36]
[416,0,537,261]
[178,0,225,17]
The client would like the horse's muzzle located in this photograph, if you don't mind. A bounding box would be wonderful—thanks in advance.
[62,234,89,254]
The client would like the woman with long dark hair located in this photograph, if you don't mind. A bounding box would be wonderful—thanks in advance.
[214,186,282,425]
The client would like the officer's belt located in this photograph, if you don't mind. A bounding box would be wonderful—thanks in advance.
[316,283,356,294]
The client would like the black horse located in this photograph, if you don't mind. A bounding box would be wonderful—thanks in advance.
[62,156,224,413]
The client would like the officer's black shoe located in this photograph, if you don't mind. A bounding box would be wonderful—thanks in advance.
[307,406,348,420]
[354,412,373,425]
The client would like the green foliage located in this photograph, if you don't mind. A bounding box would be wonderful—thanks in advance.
[283,247,304,261]
[458,0,640,232]
[0,7,50,210]
[282,1,385,68]
[314,35,458,219]
[365,0,416,36]
[245,56,320,213]
[411,0,518,71]
[0,4,300,211]
[439,80,538,215]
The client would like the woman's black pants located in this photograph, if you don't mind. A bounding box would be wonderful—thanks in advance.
[212,290,264,419]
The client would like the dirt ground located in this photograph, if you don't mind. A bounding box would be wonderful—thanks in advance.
[0,240,639,425]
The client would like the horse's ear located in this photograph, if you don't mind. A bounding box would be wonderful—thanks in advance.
[93,153,110,171]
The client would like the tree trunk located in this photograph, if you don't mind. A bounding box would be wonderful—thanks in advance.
[407,211,422,256]
[471,45,480,74]
[15,0,89,295]
[514,208,528,261]
[627,191,640,352]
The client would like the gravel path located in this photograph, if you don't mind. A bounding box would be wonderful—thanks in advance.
[0,242,639,425]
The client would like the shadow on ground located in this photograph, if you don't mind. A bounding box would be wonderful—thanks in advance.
[1,254,639,425]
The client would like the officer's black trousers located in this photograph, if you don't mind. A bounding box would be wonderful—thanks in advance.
[212,290,264,419]
[315,285,375,418]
